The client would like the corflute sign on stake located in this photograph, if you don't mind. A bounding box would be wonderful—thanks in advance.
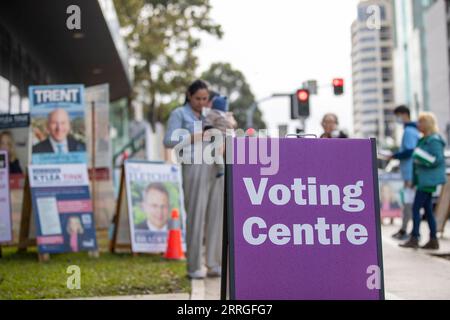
[224,137,384,300]
[29,164,98,254]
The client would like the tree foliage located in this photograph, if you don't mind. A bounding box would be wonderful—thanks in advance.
[201,63,266,129]
[114,0,223,124]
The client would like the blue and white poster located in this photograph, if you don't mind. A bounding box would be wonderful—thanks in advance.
[29,85,86,164]
[29,164,97,254]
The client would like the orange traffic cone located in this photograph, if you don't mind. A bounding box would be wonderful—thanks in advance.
[164,208,186,260]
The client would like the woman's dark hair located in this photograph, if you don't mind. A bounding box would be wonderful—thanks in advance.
[184,79,209,105]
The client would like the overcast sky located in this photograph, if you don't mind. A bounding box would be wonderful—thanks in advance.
[197,0,360,136]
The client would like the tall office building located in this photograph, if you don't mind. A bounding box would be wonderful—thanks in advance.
[351,0,396,143]
[393,0,436,118]
[424,0,450,142]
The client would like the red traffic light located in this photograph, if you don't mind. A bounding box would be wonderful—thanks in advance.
[297,89,309,101]
[333,78,344,87]
[294,89,310,117]
[332,78,344,95]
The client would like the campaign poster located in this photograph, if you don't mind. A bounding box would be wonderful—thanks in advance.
[85,84,115,228]
[29,85,87,164]
[0,114,30,243]
[85,84,111,170]
[29,164,97,253]
[125,161,186,253]
[0,151,12,243]
[0,113,30,176]
[378,172,403,218]
[227,137,384,300]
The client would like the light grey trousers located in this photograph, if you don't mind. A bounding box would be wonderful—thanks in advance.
[401,204,413,232]
[205,173,224,270]
[401,184,414,232]
[182,163,224,273]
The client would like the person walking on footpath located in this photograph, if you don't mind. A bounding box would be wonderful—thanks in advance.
[400,112,447,250]
[390,106,420,240]
[163,79,221,279]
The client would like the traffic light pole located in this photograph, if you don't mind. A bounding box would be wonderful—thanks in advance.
[299,117,306,133]
[246,94,290,129]
[246,92,301,130]
[246,78,343,130]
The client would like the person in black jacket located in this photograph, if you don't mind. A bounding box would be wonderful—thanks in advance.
[32,108,85,154]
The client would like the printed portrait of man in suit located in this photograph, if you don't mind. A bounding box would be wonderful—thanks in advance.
[135,183,170,232]
[32,108,85,154]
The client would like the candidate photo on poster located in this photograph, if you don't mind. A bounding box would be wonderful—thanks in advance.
[132,180,183,232]
[30,84,87,164]
[135,182,171,232]
[0,130,24,174]
[32,108,85,154]
[66,215,84,252]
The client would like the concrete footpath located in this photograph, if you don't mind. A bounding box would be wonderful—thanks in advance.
[381,221,450,300]
[191,220,450,300]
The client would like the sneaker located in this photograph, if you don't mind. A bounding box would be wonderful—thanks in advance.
[421,239,439,250]
[207,266,222,278]
[392,229,407,240]
[399,236,419,249]
[188,270,206,279]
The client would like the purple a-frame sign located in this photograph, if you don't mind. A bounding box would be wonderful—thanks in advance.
[223,137,384,300]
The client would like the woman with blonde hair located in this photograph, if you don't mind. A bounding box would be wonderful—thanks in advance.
[0,131,23,174]
[400,112,446,250]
